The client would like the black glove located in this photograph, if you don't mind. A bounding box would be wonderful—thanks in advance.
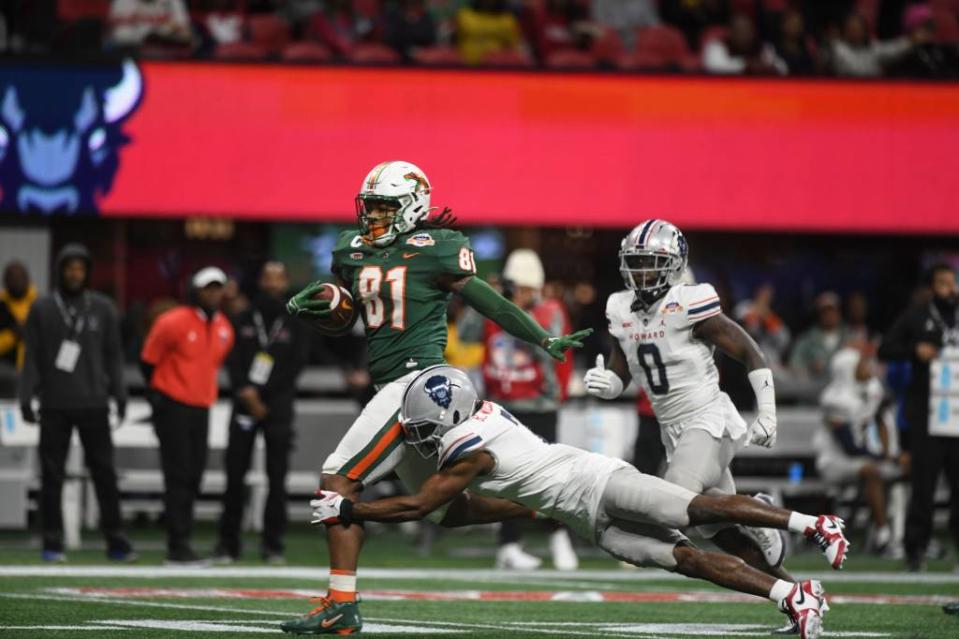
[20,402,37,424]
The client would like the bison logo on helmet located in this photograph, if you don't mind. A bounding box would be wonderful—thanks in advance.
[0,59,144,214]
[424,375,455,409]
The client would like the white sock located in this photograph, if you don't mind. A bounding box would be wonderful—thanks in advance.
[768,579,794,604]
[787,512,818,534]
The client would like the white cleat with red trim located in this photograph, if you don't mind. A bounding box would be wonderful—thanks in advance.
[778,580,826,639]
[804,515,849,570]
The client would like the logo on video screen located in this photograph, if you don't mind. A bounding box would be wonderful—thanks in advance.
[0,59,143,215]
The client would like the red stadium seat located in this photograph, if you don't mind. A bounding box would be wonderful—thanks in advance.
[282,41,333,62]
[214,41,270,60]
[348,43,401,64]
[935,10,959,43]
[248,14,291,55]
[544,48,597,69]
[620,26,691,70]
[412,46,465,66]
[481,48,536,68]
[591,27,625,65]
[57,0,109,20]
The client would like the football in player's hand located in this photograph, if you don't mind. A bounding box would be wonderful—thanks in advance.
[308,283,357,335]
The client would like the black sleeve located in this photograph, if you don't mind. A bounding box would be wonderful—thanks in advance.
[17,305,41,407]
[225,313,249,393]
[139,360,154,386]
[878,306,919,362]
[103,300,127,403]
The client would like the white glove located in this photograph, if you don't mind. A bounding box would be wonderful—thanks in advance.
[310,490,345,525]
[747,368,777,448]
[584,354,624,400]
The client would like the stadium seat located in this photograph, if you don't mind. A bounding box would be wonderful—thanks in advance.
[348,43,401,64]
[214,41,270,60]
[412,46,465,66]
[247,14,291,55]
[57,0,109,20]
[481,48,536,68]
[591,27,625,66]
[544,48,597,69]
[282,41,333,63]
[632,25,690,68]
[935,10,959,44]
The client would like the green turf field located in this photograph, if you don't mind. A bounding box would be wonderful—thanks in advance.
[0,526,957,638]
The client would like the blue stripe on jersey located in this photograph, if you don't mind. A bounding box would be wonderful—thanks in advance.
[638,219,656,247]
[441,436,483,468]
[689,301,721,315]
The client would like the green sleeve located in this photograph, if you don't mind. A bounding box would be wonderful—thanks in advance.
[459,277,550,348]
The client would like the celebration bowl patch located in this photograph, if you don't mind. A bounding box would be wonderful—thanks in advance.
[406,233,435,247]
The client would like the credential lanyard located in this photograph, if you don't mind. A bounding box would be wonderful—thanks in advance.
[252,311,284,351]
[53,292,88,338]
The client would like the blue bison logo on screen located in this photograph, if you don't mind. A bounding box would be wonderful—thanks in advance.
[425,375,454,409]
[0,60,143,215]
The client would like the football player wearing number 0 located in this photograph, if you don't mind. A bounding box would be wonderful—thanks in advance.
[281,161,591,635]
[584,220,802,617]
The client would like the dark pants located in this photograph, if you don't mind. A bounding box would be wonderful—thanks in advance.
[217,408,294,557]
[499,410,559,545]
[153,394,209,555]
[633,413,666,477]
[39,407,129,553]
[904,429,959,560]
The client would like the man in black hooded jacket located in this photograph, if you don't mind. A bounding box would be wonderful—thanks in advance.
[878,263,959,571]
[19,243,134,562]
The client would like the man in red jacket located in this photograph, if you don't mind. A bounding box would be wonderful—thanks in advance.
[141,266,234,565]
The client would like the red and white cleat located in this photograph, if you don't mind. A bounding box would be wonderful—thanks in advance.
[805,515,849,570]
[778,580,826,639]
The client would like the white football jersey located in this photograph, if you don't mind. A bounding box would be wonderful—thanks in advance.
[436,401,629,540]
[606,284,724,426]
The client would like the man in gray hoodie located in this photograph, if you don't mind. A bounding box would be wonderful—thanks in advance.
[19,243,135,562]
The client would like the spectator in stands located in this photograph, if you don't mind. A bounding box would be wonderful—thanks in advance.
[428,0,468,45]
[878,263,959,572]
[816,345,907,555]
[661,0,729,51]
[19,243,134,563]
[306,0,374,57]
[888,4,959,79]
[141,266,234,565]
[774,8,818,76]
[703,12,785,75]
[734,283,791,372]
[0,261,36,371]
[830,11,913,77]
[592,0,660,51]
[846,290,873,343]
[194,0,245,47]
[456,0,523,65]
[462,250,578,571]
[213,262,308,564]
[384,0,438,61]
[790,291,848,385]
[108,0,192,49]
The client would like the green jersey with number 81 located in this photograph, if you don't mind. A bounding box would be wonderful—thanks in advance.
[332,227,477,386]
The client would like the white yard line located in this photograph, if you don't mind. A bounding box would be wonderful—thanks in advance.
[0,565,956,584]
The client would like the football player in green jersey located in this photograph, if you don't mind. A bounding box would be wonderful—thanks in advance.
[281,160,591,634]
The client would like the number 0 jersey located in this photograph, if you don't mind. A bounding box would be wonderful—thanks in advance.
[606,284,724,426]
[436,401,630,541]
[332,228,476,386]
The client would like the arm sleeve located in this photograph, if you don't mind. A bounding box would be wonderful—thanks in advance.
[877,308,917,362]
[459,277,550,348]
[17,306,41,406]
[140,314,173,366]
[682,283,722,324]
[103,301,127,403]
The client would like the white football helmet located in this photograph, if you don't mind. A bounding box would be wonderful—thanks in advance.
[400,365,480,459]
[355,160,432,246]
[619,219,688,310]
